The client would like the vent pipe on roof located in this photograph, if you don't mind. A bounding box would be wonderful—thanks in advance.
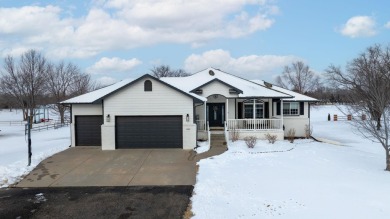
[264,81,272,88]
[209,70,215,76]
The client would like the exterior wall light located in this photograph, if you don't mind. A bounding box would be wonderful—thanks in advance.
[106,114,110,122]
[186,114,190,122]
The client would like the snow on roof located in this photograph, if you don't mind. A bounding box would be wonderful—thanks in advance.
[61,78,135,104]
[251,79,317,102]
[161,67,293,99]
[62,75,206,104]
[63,69,316,104]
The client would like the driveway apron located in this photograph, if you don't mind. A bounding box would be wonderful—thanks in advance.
[16,147,197,187]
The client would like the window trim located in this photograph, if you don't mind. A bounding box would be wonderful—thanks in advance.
[243,102,264,119]
[283,102,299,116]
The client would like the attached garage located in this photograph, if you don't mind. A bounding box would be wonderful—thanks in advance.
[75,116,103,146]
[115,116,183,149]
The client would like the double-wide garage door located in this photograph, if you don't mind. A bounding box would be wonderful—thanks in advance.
[75,116,103,146]
[116,116,182,149]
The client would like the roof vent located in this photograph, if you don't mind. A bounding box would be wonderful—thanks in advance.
[229,89,238,94]
[209,70,215,76]
[264,81,272,88]
[194,89,203,94]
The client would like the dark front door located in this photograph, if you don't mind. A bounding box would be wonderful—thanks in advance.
[207,103,225,127]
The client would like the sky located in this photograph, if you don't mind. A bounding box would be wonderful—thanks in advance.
[0,0,389,86]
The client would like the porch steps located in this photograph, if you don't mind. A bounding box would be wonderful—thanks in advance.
[210,133,226,147]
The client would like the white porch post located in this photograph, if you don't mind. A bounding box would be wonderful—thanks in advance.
[204,101,207,125]
[281,99,284,130]
[252,99,255,119]
[226,98,229,124]
[253,99,255,129]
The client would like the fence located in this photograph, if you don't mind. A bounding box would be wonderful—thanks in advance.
[332,114,366,121]
[0,121,26,126]
[25,120,70,134]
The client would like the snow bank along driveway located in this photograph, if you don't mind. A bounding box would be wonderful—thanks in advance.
[191,105,390,219]
[0,110,70,187]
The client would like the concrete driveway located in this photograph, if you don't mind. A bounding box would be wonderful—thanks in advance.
[16,147,197,187]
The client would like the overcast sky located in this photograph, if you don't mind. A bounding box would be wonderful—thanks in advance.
[1,0,389,86]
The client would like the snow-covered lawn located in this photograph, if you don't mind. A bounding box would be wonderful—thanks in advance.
[0,109,70,187]
[192,105,390,219]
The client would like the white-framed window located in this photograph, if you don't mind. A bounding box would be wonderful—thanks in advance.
[283,102,299,115]
[244,103,264,119]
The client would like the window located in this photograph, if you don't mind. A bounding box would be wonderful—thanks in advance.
[244,103,264,119]
[144,80,152,91]
[283,102,299,115]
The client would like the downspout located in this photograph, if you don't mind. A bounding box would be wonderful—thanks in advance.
[308,102,311,133]
[102,100,104,123]
[194,100,198,145]
[69,104,72,147]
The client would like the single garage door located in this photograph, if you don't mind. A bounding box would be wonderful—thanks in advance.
[116,116,182,149]
[75,116,103,146]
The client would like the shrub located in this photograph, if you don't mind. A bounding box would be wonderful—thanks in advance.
[287,128,296,143]
[244,136,257,148]
[230,127,240,142]
[265,133,277,144]
[304,124,313,139]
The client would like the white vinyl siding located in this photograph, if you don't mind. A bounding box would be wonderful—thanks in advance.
[104,78,194,123]
[102,77,196,150]
[200,81,239,98]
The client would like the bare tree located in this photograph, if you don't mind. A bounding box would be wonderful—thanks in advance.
[46,61,82,123]
[276,61,320,94]
[0,50,95,122]
[70,72,96,96]
[150,65,190,78]
[0,50,47,120]
[326,44,390,171]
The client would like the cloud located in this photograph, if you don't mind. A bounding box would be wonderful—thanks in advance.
[184,49,301,79]
[0,1,278,58]
[95,76,118,87]
[385,21,390,29]
[340,16,377,38]
[87,57,142,74]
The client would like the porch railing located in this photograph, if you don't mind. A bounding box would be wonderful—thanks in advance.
[226,119,282,130]
[196,120,207,131]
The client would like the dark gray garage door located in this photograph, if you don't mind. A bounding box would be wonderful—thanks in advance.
[75,116,103,146]
[116,116,182,149]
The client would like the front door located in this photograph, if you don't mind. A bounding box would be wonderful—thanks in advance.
[207,103,225,127]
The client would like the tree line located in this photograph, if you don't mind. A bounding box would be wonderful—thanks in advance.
[278,44,390,171]
[0,50,95,123]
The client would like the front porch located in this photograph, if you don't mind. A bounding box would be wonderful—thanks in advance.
[196,118,285,142]
[195,95,286,142]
